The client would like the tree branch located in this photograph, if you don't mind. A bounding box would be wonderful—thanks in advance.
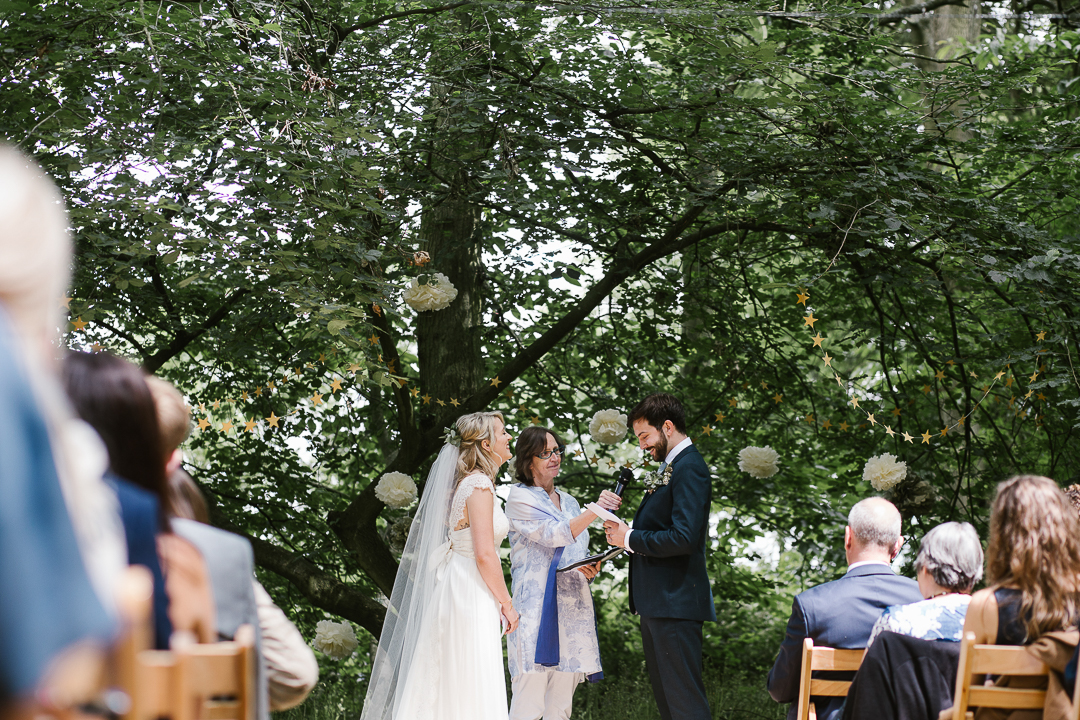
[239,530,387,636]
[143,288,250,373]
[877,0,971,25]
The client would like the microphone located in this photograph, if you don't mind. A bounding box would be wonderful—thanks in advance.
[613,468,633,497]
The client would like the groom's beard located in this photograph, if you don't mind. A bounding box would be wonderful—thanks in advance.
[649,434,669,462]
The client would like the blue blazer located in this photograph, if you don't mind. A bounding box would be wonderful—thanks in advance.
[767,563,923,720]
[0,312,114,697]
[106,475,172,650]
[627,444,716,622]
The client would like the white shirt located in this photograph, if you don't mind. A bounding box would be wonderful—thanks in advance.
[847,560,892,571]
[621,436,693,552]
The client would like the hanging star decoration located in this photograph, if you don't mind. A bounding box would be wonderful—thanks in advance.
[266,412,281,428]
[197,418,211,431]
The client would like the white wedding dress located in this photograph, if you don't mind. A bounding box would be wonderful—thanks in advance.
[392,471,510,720]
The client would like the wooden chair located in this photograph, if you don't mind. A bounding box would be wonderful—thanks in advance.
[795,638,866,720]
[948,631,1080,720]
[113,564,156,718]
[129,625,256,720]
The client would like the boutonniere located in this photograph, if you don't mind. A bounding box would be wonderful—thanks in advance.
[642,465,673,494]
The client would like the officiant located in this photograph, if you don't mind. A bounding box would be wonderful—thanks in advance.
[505,426,604,720]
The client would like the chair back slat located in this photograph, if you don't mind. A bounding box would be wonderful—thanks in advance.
[968,687,1046,710]
[810,648,864,672]
[796,639,866,720]
[808,679,853,696]
[969,648,1047,676]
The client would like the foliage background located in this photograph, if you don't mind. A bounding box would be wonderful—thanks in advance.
[3,0,1080,714]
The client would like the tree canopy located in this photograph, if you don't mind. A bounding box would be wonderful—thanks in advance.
[4,0,1080,677]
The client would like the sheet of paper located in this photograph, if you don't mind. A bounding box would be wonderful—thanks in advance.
[585,502,622,524]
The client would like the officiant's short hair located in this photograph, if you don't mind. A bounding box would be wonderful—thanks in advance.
[628,393,687,434]
[514,425,566,486]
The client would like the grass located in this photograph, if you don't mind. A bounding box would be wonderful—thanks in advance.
[274,667,787,720]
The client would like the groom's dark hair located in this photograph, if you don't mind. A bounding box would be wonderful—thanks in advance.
[628,393,687,434]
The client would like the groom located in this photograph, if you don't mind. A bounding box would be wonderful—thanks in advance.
[599,393,715,720]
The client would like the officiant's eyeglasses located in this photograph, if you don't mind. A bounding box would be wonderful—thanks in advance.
[536,446,566,460]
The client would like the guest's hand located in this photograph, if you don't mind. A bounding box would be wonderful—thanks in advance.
[597,490,623,512]
[604,519,629,547]
[577,561,602,580]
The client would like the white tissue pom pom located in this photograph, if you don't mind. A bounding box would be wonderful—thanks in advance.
[863,453,907,491]
[374,472,417,509]
[312,620,358,659]
[738,446,781,479]
[403,273,458,312]
[589,409,628,444]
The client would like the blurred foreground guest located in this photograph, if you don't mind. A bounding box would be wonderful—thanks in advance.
[148,377,318,712]
[767,497,922,720]
[0,146,120,713]
[64,351,216,645]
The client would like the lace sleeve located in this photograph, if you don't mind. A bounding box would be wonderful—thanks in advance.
[449,473,495,529]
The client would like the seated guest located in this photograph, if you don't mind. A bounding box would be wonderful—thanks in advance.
[768,497,923,720]
[148,377,318,714]
[0,147,119,714]
[964,475,1080,647]
[64,351,216,645]
[842,522,983,720]
[867,521,983,647]
[959,476,1080,720]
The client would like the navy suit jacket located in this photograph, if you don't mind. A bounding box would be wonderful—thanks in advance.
[767,563,923,720]
[627,444,716,622]
[106,474,172,650]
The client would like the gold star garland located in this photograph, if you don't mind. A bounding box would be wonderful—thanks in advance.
[701,288,1052,448]
[60,295,1055,449]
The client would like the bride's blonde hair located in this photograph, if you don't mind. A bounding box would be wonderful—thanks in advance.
[455,411,506,484]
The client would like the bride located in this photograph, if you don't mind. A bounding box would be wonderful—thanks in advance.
[361,411,520,720]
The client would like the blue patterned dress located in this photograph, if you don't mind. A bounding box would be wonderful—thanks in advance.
[505,484,602,678]
[867,593,972,648]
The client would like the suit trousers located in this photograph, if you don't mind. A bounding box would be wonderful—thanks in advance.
[509,670,582,720]
[640,616,710,720]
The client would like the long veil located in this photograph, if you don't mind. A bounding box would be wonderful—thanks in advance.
[360,443,459,720]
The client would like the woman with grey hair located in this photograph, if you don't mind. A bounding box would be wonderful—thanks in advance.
[866,521,984,647]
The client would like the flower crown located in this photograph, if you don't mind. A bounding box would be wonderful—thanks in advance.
[443,425,462,447]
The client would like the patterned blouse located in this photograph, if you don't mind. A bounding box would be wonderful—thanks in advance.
[867,593,972,648]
